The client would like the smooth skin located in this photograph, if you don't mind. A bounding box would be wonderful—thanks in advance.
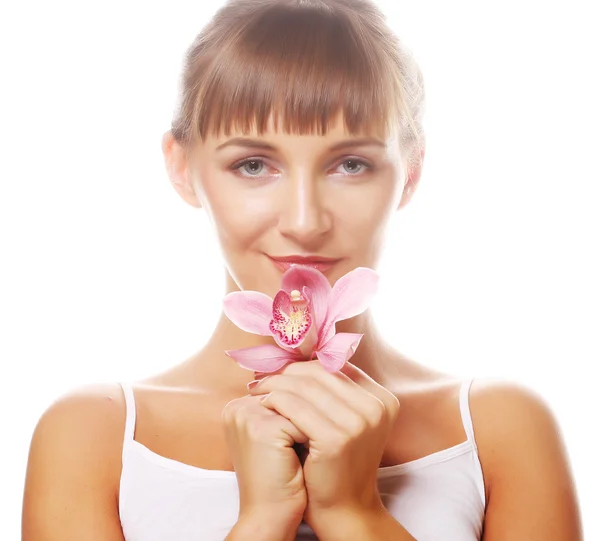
[22,110,583,540]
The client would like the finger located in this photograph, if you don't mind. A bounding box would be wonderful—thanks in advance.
[254,366,288,380]
[339,361,400,419]
[251,374,371,437]
[226,395,309,444]
[259,389,344,445]
[272,361,391,426]
[222,394,256,424]
[253,397,310,444]
[267,409,310,445]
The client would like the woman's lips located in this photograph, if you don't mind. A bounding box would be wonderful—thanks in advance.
[268,257,339,274]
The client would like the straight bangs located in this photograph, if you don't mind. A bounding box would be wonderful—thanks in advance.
[187,7,404,143]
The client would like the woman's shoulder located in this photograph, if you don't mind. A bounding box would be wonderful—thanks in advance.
[468,377,567,503]
[468,376,559,450]
[23,383,128,538]
[35,382,128,435]
[406,374,567,509]
[469,376,549,408]
[28,382,127,480]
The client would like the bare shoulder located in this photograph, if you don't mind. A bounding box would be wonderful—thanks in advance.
[29,382,126,459]
[468,378,583,540]
[469,377,566,468]
[23,382,127,540]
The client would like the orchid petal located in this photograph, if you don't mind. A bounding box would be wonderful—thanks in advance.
[316,332,364,373]
[281,266,331,335]
[223,291,274,336]
[225,344,302,373]
[318,267,379,347]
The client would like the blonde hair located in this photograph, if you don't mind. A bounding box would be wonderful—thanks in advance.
[170,0,426,171]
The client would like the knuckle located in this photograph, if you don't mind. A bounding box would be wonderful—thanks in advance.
[266,388,289,403]
[240,399,277,437]
[326,430,348,455]
[360,395,396,428]
[351,397,379,428]
[265,388,279,401]
[258,373,277,386]
[244,415,269,440]
[293,377,313,395]
[233,406,253,429]
[387,394,401,417]
[348,414,369,437]
[221,397,244,424]
[368,398,387,424]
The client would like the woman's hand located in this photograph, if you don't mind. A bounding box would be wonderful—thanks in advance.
[221,394,309,534]
[248,360,400,531]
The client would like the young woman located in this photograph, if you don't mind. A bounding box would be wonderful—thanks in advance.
[22,0,582,540]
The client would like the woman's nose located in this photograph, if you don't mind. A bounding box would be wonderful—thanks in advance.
[276,170,332,246]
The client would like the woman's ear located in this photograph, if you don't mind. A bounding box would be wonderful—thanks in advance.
[161,130,202,208]
[397,143,425,210]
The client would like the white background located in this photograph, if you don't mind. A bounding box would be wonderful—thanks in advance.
[1,0,598,538]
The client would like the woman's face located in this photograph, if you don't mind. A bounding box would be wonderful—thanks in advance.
[163,111,420,298]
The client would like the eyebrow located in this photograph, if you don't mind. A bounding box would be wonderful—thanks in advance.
[215,136,387,152]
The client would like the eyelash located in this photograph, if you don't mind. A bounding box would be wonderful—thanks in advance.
[229,156,373,179]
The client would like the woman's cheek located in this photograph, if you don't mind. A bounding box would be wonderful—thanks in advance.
[211,190,276,246]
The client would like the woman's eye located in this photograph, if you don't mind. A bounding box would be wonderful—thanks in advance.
[335,158,371,176]
[231,158,270,177]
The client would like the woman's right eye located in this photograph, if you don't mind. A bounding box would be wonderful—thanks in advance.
[230,158,273,178]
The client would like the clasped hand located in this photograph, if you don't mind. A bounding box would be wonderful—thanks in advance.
[247,360,400,528]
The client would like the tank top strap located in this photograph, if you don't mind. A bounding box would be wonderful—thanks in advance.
[119,382,137,443]
[459,378,478,452]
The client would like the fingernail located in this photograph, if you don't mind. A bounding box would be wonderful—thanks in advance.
[246,380,260,391]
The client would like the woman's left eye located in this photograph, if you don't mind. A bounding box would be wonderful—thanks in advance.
[335,158,372,176]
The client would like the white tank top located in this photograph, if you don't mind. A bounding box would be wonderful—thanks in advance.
[118,379,486,540]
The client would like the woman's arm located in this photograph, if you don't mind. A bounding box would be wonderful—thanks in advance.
[471,379,583,540]
[225,512,304,541]
[22,384,126,541]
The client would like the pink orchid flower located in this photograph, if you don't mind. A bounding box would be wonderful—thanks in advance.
[222,266,379,373]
